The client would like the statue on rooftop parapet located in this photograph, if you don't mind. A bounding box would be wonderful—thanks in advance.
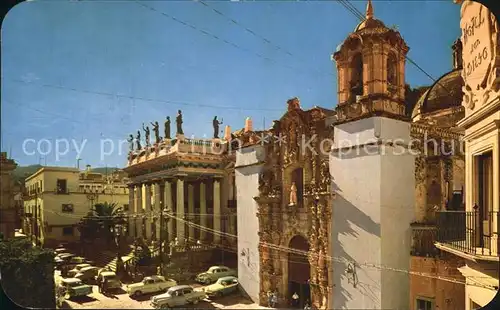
[176,110,184,135]
[150,121,161,144]
[142,123,150,147]
[127,134,134,152]
[213,116,223,139]
[136,130,142,150]
[164,116,171,139]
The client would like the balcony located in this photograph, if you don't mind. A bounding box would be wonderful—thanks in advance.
[54,188,70,195]
[436,210,499,261]
[410,223,439,257]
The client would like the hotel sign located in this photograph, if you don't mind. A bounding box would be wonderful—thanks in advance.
[460,1,494,109]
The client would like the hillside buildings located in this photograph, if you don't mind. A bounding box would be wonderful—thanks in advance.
[0,152,18,239]
[23,165,129,247]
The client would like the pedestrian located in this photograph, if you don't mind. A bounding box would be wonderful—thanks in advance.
[304,299,311,310]
[271,291,278,308]
[98,279,102,293]
[102,279,108,294]
[267,291,273,307]
[292,292,300,308]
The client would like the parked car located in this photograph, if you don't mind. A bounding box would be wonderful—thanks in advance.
[63,257,95,272]
[96,271,122,290]
[127,275,177,297]
[150,285,206,308]
[195,266,236,284]
[67,263,91,277]
[74,266,99,283]
[203,276,239,299]
[54,248,68,255]
[55,253,75,268]
[58,278,93,299]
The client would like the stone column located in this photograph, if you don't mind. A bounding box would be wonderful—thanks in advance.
[135,184,143,239]
[144,183,152,242]
[176,177,185,245]
[188,184,195,241]
[154,182,161,240]
[128,185,136,240]
[164,179,174,241]
[415,156,428,222]
[213,178,221,244]
[200,182,207,241]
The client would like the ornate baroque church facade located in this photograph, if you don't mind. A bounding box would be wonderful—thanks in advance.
[235,1,468,309]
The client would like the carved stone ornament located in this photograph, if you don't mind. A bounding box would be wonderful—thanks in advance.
[319,160,331,192]
[460,2,497,109]
[258,169,273,196]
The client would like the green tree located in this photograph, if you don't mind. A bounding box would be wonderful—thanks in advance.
[0,238,55,308]
[77,202,126,246]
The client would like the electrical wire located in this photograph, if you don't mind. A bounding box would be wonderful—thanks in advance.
[25,204,496,287]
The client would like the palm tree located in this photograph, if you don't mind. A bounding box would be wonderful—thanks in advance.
[92,202,126,244]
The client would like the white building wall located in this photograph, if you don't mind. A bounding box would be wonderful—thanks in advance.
[235,145,265,303]
[330,117,414,310]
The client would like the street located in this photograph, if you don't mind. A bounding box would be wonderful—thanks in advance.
[55,270,269,309]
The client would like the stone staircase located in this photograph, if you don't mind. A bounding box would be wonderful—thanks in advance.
[87,248,135,273]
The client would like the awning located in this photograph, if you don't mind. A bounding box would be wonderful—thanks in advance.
[457,265,499,290]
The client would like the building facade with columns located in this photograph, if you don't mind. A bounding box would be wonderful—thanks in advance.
[435,1,500,309]
[123,132,238,251]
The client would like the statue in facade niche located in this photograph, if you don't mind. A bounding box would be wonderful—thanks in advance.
[150,121,161,144]
[213,116,223,139]
[289,182,298,206]
[164,116,171,139]
[142,123,150,146]
[127,134,134,152]
[136,130,142,150]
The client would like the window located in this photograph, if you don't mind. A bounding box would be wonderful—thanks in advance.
[62,204,74,213]
[62,227,74,236]
[56,179,67,194]
[123,204,129,212]
[416,298,434,310]
[350,53,363,99]
[476,151,493,220]
[387,52,398,86]
[470,300,481,310]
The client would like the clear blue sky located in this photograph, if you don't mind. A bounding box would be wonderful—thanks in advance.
[1,0,461,168]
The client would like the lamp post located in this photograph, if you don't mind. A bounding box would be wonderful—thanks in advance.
[159,207,171,275]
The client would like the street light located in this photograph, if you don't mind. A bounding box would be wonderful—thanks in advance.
[159,207,171,275]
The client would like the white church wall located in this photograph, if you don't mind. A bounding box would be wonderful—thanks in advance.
[235,145,266,303]
[330,116,414,310]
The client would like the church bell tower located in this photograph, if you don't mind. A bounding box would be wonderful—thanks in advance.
[332,0,410,123]
[330,2,415,309]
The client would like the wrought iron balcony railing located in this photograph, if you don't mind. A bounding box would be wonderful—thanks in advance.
[410,223,439,257]
[436,210,499,259]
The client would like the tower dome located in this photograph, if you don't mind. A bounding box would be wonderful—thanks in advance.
[354,0,387,32]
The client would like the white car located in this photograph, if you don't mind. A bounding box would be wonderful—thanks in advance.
[67,263,91,277]
[150,285,206,308]
[127,275,177,297]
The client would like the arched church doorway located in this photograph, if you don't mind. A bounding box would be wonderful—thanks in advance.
[288,235,310,308]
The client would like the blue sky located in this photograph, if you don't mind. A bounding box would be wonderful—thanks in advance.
[1,0,461,168]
